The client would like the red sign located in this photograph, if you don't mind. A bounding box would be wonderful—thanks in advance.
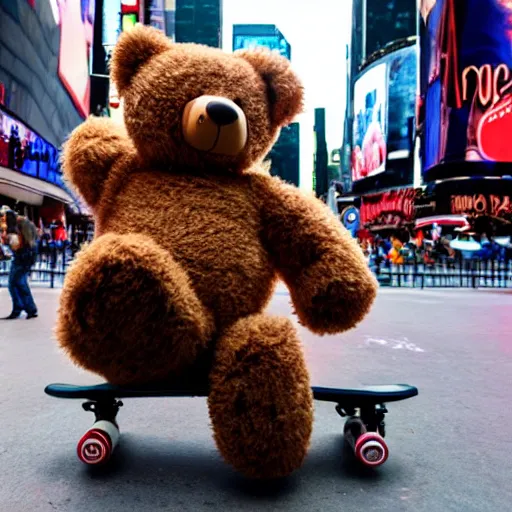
[121,0,139,14]
[477,94,512,161]
[450,194,512,217]
[360,188,416,226]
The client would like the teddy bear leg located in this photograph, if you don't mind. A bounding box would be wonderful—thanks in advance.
[56,233,214,385]
[208,314,313,479]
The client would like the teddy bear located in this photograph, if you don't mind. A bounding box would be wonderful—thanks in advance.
[56,25,378,480]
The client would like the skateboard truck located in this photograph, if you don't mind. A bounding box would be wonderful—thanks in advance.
[77,398,123,465]
[336,402,389,466]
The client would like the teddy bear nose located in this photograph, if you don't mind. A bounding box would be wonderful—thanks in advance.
[206,101,239,126]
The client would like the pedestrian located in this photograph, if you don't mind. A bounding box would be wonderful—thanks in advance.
[0,207,38,319]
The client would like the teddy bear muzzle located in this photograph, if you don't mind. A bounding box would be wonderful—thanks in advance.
[182,95,248,156]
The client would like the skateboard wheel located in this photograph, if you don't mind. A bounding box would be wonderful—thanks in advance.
[77,421,120,465]
[354,432,389,467]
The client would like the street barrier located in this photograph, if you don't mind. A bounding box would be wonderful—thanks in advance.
[2,247,511,290]
[373,260,512,288]
[0,245,70,289]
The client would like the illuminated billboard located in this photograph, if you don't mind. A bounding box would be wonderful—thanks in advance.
[0,107,61,187]
[387,45,417,159]
[351,44,417,185]
[419,0,512,172]
[351,63,388,182]
[57,0,95,119]
[360,187,416,228]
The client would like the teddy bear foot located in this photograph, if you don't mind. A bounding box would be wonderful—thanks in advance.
[56,233,214,385]
[208,314,313,479]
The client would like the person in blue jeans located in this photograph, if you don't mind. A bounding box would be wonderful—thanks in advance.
[1,208,38,320]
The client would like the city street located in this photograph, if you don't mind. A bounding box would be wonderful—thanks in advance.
[1,283,511,512]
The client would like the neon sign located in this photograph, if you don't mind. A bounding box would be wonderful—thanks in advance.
[360,188,416,226]
[461,64,512,108]
[450,194,512,216]
[420,0,512,170]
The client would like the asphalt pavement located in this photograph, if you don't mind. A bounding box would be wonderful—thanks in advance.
[1,284,511,512]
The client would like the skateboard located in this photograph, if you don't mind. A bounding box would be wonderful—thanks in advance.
[44,382,418,468]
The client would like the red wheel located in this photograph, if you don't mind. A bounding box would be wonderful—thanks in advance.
[354,432,389,467]
[77,428,113,465]
[76,420,120,465]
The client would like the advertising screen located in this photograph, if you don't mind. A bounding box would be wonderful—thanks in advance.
[387,45,417,157]
[0,107,61,187]
[351,63,388,182]
[419,0,512,172]
[57,0,95,118]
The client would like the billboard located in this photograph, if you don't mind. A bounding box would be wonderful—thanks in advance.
[419,0,512,171]
[387,45,417,158]
[351,63,388,182]
[351,44,418,185]
[57,0,95,118]
[0,106,61,187]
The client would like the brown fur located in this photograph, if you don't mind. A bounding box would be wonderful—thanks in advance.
[57,25,377,479]
[208,314,313,479]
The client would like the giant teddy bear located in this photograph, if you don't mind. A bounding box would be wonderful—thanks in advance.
[57,25,378,479]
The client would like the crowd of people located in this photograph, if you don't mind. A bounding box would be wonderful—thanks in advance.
[359,228,512,270]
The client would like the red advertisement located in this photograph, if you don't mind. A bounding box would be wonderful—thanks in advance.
[121,0,139,14]
[420,0,512,169]
[57,0,95,118]
[360,188,416,227]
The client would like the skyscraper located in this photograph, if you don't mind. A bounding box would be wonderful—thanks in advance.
[175,0,222,47]
[314,108,329,197]
[232,24,299,187]
[351,0,416,78]
[365,0,416,59]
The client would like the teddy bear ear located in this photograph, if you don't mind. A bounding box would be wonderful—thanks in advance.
[110,24,171,95]
[236,48,305,127]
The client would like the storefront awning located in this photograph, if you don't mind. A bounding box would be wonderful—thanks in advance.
[0,166,74,206]
[415,215,469,230]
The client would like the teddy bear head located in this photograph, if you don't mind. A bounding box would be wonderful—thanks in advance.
[110,25,304,173]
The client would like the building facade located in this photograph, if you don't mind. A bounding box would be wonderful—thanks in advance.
[0,0,94,225]
[342,0,420,236]
[345,0,512,242]
[175,0,222,47]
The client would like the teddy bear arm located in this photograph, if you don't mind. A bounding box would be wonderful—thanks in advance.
[253,175,378,335]
[61,117,135,209]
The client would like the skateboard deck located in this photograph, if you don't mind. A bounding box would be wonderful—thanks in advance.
[45,382,417,403]
[44,382,418,468]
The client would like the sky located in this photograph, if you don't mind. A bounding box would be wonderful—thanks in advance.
[222,0,353,189]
